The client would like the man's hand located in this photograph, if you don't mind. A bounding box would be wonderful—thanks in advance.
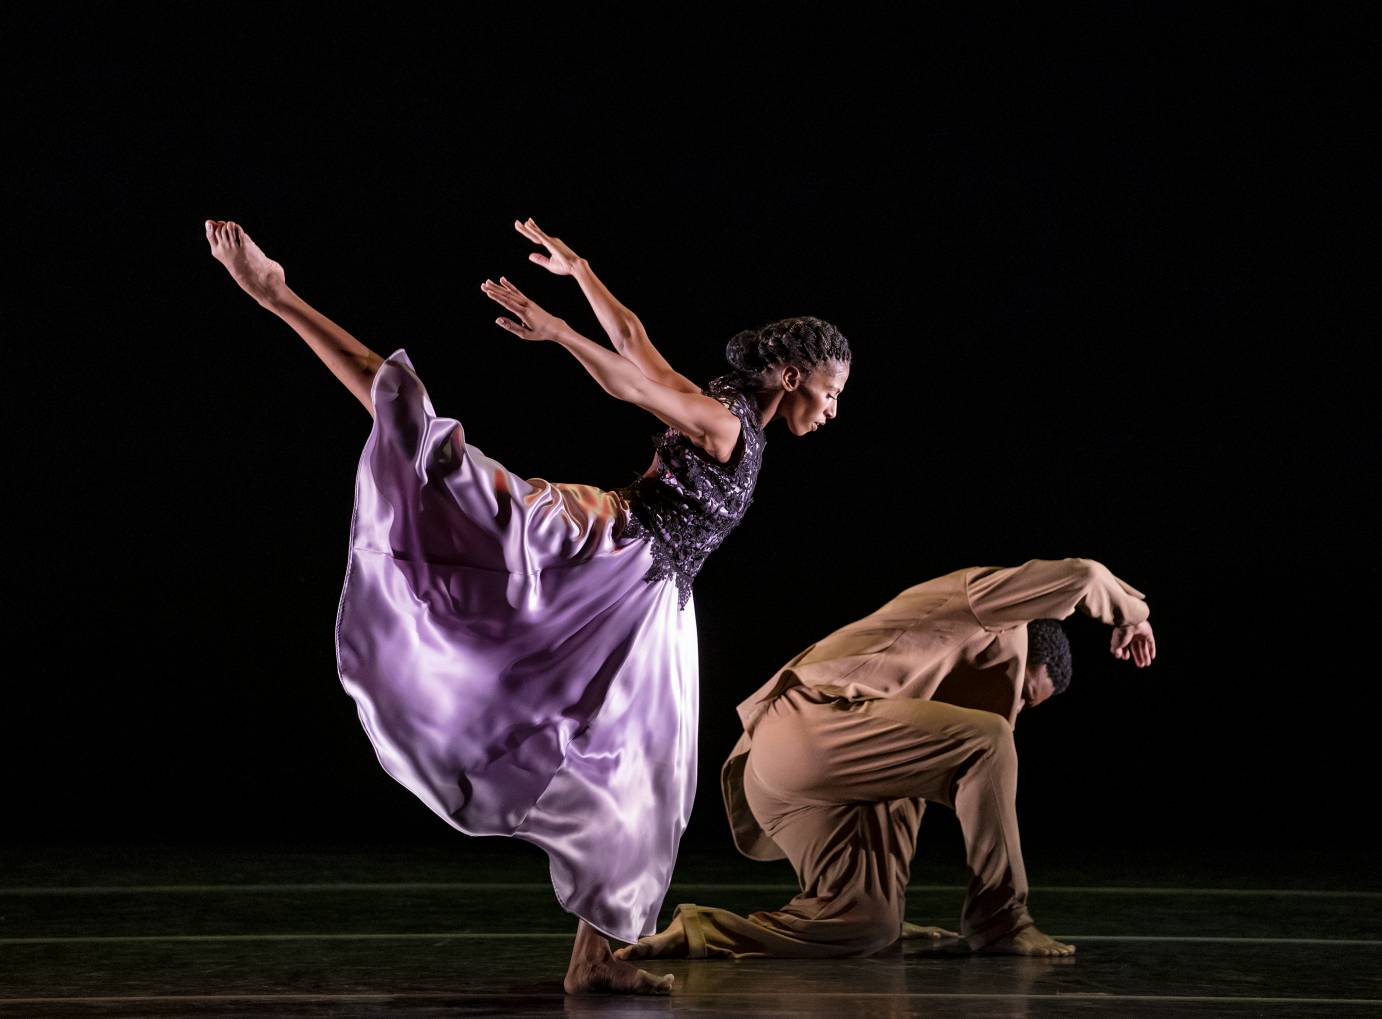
[901,921,961,941]
[1110,620,1156,667]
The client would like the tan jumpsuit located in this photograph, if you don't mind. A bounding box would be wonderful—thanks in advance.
[677,558,1150,958]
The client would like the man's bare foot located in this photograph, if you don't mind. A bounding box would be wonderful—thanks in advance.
[563,952,674,995]
[612,912,687,961]
[975,925,1076,957]
[204,220,287,307]
[901,920,961,941]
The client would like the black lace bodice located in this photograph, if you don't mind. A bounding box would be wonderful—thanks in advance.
[614,378,767,609]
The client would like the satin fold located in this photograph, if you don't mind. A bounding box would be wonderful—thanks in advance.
[334,349,698,942]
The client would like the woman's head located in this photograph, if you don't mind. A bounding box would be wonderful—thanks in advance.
[719,316,852,436]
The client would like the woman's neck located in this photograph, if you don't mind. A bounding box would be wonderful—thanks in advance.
[751,387,785,427]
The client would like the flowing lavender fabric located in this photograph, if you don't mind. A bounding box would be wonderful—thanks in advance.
[334,350,698,942]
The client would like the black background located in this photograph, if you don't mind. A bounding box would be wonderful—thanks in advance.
[9,9,1377,865]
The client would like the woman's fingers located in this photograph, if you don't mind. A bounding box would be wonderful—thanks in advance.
[480,281,525,315]
[514,217,562,255]
[514,218,550,248]
[482,282,537,327]
[497,275,532,300]
[482,279,548,330]
[482,277,522,298]
[484,278,512,299]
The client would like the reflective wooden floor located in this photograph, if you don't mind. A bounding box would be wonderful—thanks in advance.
[3,845,1379,1016]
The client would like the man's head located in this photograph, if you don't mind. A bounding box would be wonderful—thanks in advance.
[1022,619,1072,709]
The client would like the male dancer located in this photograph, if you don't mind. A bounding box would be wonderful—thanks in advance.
[616,557,1155,960]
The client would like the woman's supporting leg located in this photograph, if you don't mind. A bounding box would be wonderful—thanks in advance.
[564,919,674,995]
[205,219,384,417]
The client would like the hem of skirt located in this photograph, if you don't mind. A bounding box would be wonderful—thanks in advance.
[510,831,639,944]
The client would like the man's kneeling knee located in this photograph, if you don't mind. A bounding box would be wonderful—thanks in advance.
[849,899,904,956]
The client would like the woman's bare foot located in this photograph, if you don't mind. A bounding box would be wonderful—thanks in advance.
[563,955,675,995]
[612,912,687,960]
[975,925,1076,957]
[564,920,674,995]
[204,220,287,307]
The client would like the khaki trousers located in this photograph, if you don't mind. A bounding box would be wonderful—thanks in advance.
[680,687,1033,958]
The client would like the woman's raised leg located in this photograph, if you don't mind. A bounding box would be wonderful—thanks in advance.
[204,219,384,417]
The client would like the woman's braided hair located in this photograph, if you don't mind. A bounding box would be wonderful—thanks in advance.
[712,315,851,392]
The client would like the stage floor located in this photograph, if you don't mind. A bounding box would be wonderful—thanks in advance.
[2,845,1378,1016]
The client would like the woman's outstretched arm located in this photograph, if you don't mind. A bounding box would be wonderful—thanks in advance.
[481,276,741,463]
[205,220,384,418]
[514,218,703,395]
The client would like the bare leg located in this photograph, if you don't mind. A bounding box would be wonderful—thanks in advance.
[204,219,384,417]
[563,919,674,995]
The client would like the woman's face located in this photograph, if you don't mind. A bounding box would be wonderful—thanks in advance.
[782,359,850,436]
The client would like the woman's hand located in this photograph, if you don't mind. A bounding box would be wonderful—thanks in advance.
[515,217,582,276]
[481,276,567,342]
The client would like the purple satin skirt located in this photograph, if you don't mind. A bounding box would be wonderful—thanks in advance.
[334,349,698,942]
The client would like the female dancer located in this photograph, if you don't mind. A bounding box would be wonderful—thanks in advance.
[204,216,851,994]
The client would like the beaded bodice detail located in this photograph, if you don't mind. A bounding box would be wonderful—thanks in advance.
[614,378,767,610]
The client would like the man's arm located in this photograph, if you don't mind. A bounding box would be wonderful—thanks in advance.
[965,558,1149,632]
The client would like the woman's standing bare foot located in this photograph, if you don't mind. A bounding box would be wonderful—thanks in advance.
[564,920,674,995]
[204,220,287,307]
[974,925,1076,957]
[611,912,687,960]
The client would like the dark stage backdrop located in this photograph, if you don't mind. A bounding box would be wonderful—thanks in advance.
[9,10,1376,864]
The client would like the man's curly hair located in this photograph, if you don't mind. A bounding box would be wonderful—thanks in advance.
[1027,619,1072,695]
[713,315,851,391]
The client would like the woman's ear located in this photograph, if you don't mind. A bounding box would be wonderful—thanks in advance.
[781,364,801,391]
